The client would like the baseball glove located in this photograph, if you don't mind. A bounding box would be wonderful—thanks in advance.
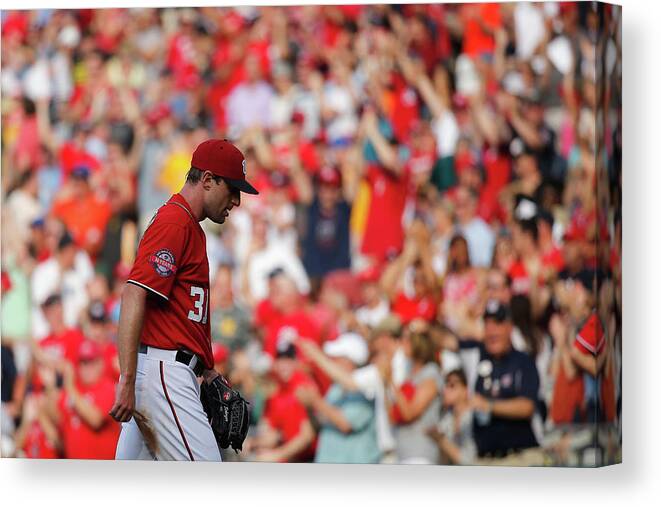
[200,374,250,453]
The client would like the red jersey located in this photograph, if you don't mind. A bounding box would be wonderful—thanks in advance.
[254,298,283,331]
[22,421,59,459]
[360,164,410,261]
[264,370,316,462]
[263,310,321,358]
[100,341,119,382]
[31,329,85,392]
[127,193,213,369]
[541,246,565,274]
[392,291,438,324]
[58,378,120,459]
[508,261,532,296]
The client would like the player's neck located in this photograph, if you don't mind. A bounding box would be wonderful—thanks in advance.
[179,184,205,222]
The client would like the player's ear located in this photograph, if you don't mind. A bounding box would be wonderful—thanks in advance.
[201,170,214,190]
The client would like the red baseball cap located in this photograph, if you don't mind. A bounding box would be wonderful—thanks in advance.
[191,139,259,195]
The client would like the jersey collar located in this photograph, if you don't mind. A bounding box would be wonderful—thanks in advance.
[169,193,201,227]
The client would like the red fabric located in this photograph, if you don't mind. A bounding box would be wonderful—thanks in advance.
[41,329,85,362]
[100,341,119,382]
[14,116,43,170]
[51,193,112,255]
[58,378,120,459]
[263,370,316,461]
[31,329,86,392]
[461,3,502,57]
[574,313,605,356]
[263,310,321,358]
[58,142,101,178]
[298,141,321,175]
[389,80,420,143]
[601,363,617,422]
[246,39,272,78]
[192,139,247,181]
[127,193,213,369]
[508,261,531,296]
[550,362,585,424]
[360,164,410,261]
[1,271,12,294]
[479,148,511,223]
[337,5,364,20]
[254,298,283,331]
[392,292,437,324]
[21,421,59,459]
[541,246,565,274]
[1,12,28,42]
[390,381,416,424]
[166,33,200,90]
[207,73,242,133]
[263,309,331,393]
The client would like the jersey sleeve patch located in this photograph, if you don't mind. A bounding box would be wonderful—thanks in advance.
[149,248,178,277]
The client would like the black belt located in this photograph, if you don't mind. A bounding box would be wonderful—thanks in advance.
[139,343,205,377]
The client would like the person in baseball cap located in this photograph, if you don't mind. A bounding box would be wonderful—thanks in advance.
[323,332,369,367]
[483,299,512,323]
[190,139,259,195]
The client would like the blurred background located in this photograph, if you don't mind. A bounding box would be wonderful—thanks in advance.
[0,2,621,466]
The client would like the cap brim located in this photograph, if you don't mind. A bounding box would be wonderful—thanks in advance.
[225,178,259,195]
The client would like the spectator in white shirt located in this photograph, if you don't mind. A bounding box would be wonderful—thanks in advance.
[455,186,495,268]
[31,232,93,339]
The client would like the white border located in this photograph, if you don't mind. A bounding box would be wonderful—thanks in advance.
[127,279,169,301]
[2,1,660,506]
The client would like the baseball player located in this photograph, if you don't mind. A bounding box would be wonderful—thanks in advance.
[111,139,258,461]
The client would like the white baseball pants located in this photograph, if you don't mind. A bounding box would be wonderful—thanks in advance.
[115,347,221,461]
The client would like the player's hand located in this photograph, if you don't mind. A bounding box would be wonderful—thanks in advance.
[202,369,220,384]
[110,376,136,422]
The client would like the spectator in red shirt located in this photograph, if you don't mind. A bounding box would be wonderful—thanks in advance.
[262,275,321,359]
[13,392,60,459]
[51,166,112,258]
[536,209,565,281]
[359,108,410,262]
[509,219,539,296]
[249,340,316,463]
[381,221,440,326]
[85,301,119,382]
[46,340,120,460]
[31,294,85,392]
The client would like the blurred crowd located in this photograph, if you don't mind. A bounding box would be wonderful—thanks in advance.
[1,2,621,466]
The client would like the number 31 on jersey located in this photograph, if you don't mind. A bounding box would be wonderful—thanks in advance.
[188,286,209,324]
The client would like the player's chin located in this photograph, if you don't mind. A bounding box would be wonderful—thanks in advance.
[207,213,225,224]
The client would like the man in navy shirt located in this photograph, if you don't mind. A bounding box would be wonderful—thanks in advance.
[298,166,353,284]
[468,300,546,466]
